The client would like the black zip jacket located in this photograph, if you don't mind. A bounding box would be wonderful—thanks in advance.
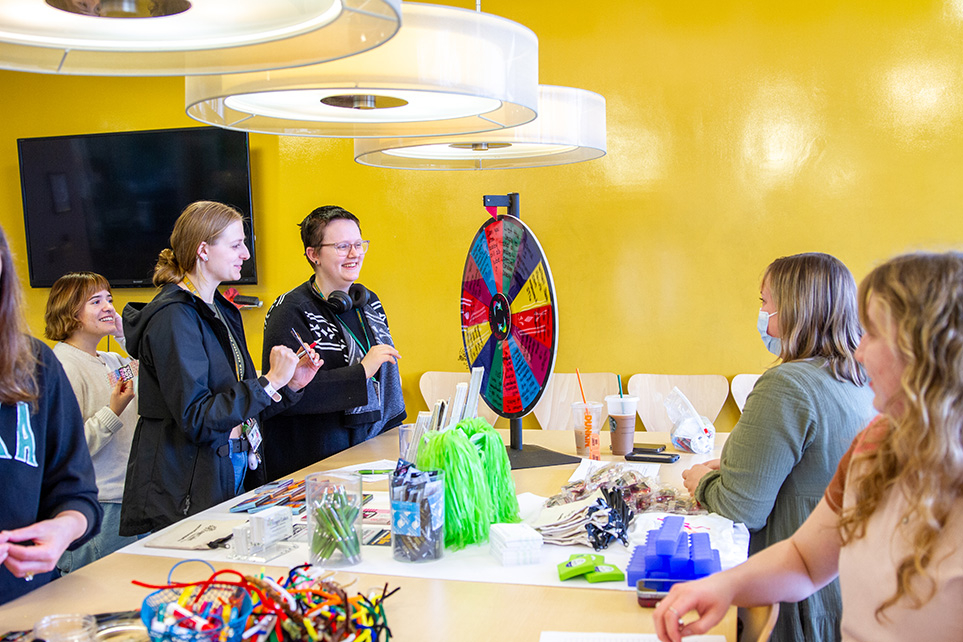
[119,284,301,536]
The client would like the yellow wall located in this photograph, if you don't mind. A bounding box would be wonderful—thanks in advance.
[3,0,963,431]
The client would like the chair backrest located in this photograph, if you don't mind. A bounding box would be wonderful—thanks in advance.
[731,373,762,412]
[418,371,502,427]
[532,372,620,430]
[738,603,779,642]
[627,373,730,432]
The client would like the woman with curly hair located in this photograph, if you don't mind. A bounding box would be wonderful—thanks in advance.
[654,252,963,642]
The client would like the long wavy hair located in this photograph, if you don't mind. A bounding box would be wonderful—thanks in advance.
[839,252,963,618]
[153,201,243,287]
[764,252,865,385]
[0,224,38,405]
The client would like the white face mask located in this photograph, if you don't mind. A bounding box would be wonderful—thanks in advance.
[757,309,781,356]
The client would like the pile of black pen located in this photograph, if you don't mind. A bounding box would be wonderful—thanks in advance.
[390,460,445,562]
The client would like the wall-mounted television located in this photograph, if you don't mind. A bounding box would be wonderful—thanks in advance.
[18,126,256,288]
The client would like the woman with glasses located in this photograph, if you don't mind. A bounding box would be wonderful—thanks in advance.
[654,252,963,642]
[261,205,405,478]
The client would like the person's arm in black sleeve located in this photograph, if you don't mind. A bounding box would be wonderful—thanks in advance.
[145,304,272,446]
[36,343,101,547]
[262,298,368,416]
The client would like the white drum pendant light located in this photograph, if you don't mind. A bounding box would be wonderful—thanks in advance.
[185,3,538,138]
[354,85,606,169]
[0,0,401,76]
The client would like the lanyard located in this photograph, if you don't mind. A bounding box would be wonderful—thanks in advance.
[183,276,244,382]
[312,281,372,354]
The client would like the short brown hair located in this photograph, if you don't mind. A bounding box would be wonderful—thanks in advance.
[153,201,244,286]
[44,272,112,341]
[299,206,361,269]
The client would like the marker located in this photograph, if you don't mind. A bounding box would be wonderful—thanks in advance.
[357,469,393,475]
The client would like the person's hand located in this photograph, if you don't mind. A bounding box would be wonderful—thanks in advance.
[264,345,299,389]
[112,312,125,340]
[361,344,401,379]
[108,378,135,417]
[286,348,323,392]
[703,458,721,470]
[681,462,715,495]
[652,575,734,642]
[0,511,88,579]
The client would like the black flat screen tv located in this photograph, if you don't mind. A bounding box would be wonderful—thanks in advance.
[18,126,256,288]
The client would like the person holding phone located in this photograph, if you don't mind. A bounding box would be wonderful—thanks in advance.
[679,253,876,642]
[654,252,963,642]
[119,201,321,536]
[44,272,138,572]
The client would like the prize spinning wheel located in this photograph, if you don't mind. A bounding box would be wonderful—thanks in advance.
[460,213,558,420]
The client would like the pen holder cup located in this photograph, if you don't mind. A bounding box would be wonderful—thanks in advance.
[390,469,445,562]
[307,471,363,567]
[141,583,253,642]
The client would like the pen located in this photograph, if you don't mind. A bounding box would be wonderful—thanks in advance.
[290,328,316,358]
[357,469,393,475]
[295,341,318,359]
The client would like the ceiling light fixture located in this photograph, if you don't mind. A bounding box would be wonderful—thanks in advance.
[0,0,401,76]
[354,85,606,169]
[185,2,538,138]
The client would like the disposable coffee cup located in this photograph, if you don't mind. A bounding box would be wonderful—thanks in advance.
[571,401,603,460]
[605,395,638,456]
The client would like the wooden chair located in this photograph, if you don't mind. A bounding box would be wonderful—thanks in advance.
[738,603,779,642]
[731,373,762,413]
[532,372,620,430]
[627,373,729,432]
[418,371,502,427]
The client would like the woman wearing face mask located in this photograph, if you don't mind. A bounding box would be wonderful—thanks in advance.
[680,253,876,642]
[44,273,138,572]
[655,252,963,642]
[119,201,321,536]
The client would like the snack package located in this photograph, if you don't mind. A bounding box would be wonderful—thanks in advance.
[663,386,715,454]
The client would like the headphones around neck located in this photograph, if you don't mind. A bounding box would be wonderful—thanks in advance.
[325,283,370,314]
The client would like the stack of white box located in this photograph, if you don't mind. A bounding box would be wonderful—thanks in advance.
[489,523,543,566]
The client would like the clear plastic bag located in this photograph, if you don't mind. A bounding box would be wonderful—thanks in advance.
[664,386,715,454]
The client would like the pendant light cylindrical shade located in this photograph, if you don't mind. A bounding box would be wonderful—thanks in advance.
[0,0,401,76]
[354,85,606,169]
[185,3,538,138]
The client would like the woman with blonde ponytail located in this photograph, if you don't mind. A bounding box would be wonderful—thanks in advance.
[119,201,321,536]
[653,252,963,642]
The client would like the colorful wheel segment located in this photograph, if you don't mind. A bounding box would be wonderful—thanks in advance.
[461,215,558,419]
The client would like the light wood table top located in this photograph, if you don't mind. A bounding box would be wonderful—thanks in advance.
[0,429,735,640]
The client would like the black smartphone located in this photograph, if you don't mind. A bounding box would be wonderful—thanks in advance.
[625,452,680,463]
[633,443,666,454]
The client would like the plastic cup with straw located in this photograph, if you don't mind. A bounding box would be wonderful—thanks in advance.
[574,368,601,460]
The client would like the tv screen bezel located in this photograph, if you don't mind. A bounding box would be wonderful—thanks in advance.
[17,125,257,289]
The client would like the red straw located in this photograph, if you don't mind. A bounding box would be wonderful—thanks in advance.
[575,368,587,404]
